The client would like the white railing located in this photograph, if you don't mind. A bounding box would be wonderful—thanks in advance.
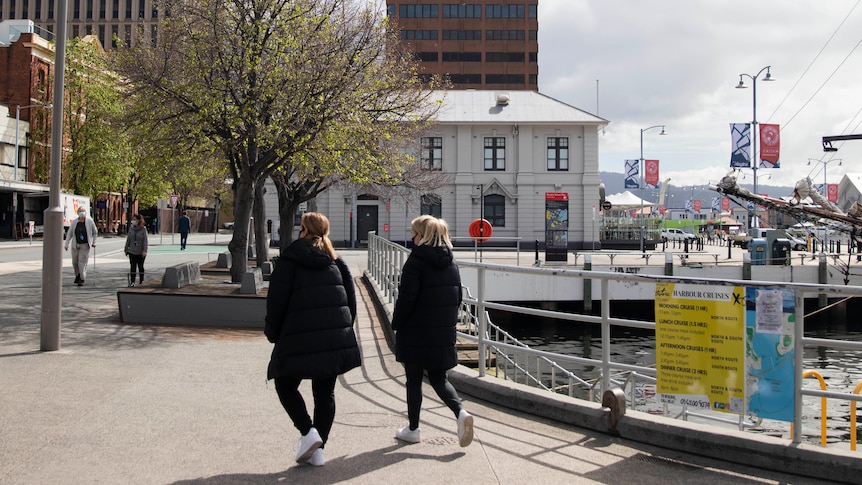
[366,232,862,447]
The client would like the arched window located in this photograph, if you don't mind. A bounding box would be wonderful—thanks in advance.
[484,194,505,227]
[420,194,441,218]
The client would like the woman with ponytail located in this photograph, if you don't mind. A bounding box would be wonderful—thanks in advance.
[392,216,474,448]
[265,212,361,467]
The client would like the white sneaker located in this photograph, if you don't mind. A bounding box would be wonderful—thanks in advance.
[306,448,324,467]
[295,427,323,463]
[457,410,473,447]
[395,425,421,443]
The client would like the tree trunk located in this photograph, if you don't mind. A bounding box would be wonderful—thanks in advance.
[229,177,254,282]
[253,177,268,267]
[278,201,299,254]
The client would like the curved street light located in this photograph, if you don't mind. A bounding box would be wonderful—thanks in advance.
[640,125,666,255]
[735,65,775,228]
[808,158,843,195]
[12,102,52,241]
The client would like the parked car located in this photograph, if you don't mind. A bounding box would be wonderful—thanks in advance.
[223,221,235,229]
[661,228,697,242]
[784,233,807,251]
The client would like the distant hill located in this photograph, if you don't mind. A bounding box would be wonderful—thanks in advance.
[600,172,794,210]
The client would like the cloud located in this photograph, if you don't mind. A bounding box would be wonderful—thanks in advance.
[539,0,862,191]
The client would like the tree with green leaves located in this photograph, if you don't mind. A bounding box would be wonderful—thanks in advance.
[52,37,131,201]
[114,0,439,281]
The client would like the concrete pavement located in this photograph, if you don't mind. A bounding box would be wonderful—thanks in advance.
[0,241,852,484]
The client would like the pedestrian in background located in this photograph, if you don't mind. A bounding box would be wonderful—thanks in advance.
[264,212,361,467]
[64,208,98,286]
[178,210,191,250]
[392,216,474,447]
[124,214,148,287]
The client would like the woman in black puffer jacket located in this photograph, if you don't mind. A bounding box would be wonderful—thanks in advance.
[265,212,360,467]
[392,216,473,448]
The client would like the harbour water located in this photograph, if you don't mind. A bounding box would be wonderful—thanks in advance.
[490,310,862,448]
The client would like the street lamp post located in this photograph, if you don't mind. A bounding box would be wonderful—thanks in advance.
[808,158,842,197]
[735,65,775,227]
[12,103,52,240]
[41,0,70,352]
[640,125,666,255]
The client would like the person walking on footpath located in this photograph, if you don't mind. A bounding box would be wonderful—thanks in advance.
[63,208,98,286]
[264,212,361,467]
[178,210,191,250]
[124,214,148,287]
[392,216,474,447]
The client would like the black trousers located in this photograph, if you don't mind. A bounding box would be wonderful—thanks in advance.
[404,361,462,430]
[275,376,337,447]
[128,254,145,283]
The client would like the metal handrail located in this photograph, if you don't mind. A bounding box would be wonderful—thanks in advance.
[366,232,862,447]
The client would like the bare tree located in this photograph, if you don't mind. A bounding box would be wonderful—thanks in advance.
[113,0,439,281]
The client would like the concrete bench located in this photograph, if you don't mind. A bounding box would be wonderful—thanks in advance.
[240,267,263,294]
[162,261,202,289]
[216,252,231,269]
[261,261,273,281]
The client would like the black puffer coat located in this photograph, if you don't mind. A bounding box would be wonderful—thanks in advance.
[264,238,361,380]
[392,244,462,371]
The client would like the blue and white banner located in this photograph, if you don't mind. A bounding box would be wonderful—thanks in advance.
[730,123,751,168]
[685,199,694,213]
[624,159,639,189]
[711,197,720,213]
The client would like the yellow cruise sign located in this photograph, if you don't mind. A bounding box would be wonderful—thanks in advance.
[655,283,746,413]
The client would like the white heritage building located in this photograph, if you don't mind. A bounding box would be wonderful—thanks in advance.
[265,89,608,248]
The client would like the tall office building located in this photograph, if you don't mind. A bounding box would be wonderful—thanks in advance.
[0,0,162,49]
[387,1,538,91]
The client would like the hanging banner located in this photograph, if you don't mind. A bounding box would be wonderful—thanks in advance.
[544,192,569,262]
[827,184,839,203]
[722,197,730,211]
[759,123,780,168]
[644,159,659,188]
[745,288,796,422]
[655,283,746,413]
[693,200,702,212]
[730,123,751,168]
[711,197,720,213]
[624,160,639,189]
[685,200,694,213]
[658,205,667,215]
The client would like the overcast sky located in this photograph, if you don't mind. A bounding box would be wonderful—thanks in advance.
[537,0,862,194]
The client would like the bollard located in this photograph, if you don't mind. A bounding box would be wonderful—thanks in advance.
[727,237,732,259]
[664,252,673,276]
[584,254,593,313]
[742,252,752,280]
[534,239,540,266]
[683,238,689,254]
[819,253,827,310]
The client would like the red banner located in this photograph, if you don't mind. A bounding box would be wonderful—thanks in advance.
[828,184,839,203]
[545,192,568,201]
[693,200,701,212]
[759,124,780,168]
[658,204,667,215]
[644,159,659,187]
[722,197,730,211]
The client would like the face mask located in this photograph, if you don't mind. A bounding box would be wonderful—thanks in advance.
[78,212,86,218]
[131,220,138,227]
